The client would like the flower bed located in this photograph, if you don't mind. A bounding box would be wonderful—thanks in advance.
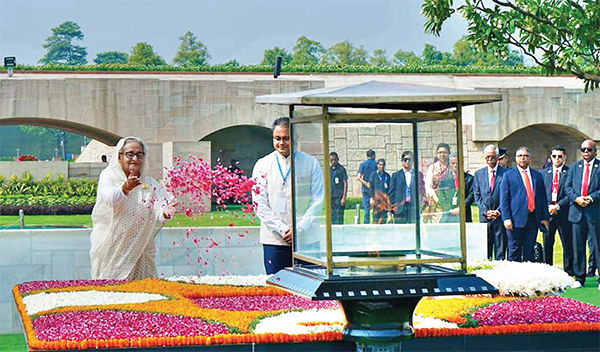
[14,276,600,350]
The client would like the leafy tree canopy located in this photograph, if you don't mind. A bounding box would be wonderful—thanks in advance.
[260,47,292,66]
[370,49,390,66]
[128,42,166,66]
[323,40,369,65]
[222,59,241,66]
[291,36,325,66]
[422,0,600,91]
[173,30,211,67]
[39,21,87,65]
[393,50,423,66]
[94,51,129,65]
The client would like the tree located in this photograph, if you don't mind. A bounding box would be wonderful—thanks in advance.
[94,51,128,65]
[18,126,71,159]
[260,47,292,66]
[323,40,369,65]
[370,49,390,66]
[452,36,524,66]
[422,0,600,91]
[393,50,423,66]
[173,31,211,67]
[422,44,446,65]
[290,36,325,66]
[128,42,166,66]
[39,21,87,65]
[222,59,240,66]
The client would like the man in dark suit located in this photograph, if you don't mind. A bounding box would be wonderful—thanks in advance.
[541,146,573,275]
[500,146,550,262]
[474,145,508,260]
[389,151,425,224]
[564,139,600,289]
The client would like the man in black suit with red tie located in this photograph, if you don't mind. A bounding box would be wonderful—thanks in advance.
[541,146,573,276]
[473,144,508,260]
[565,139,600,289]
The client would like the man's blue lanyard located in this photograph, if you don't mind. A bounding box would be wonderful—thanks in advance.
[276,156,291,184]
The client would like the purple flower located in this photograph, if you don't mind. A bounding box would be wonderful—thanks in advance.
[18,280,128,294]
[33,310,230,341]
[473,297,600,326]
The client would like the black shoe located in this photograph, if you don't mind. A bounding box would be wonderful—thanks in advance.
[587,269,598,277]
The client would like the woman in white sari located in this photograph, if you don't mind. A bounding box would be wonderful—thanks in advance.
[90,137,176,280]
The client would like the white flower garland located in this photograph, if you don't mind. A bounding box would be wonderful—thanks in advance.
[252,309,345,334]
[23,290,168,315]
[414,314,459,329]
[473,261,575,297]
[165,275,272,286]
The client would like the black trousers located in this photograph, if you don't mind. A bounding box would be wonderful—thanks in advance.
[572,217,600,284]
[331,197,345,225]
[543,214,574,275]
[486,218,507,260]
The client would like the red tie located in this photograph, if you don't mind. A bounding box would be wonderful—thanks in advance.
[522,170,535,212]
[490,170,496,192]
[552,169,559,203]
[455,174,459,190]
[582,163,590,197]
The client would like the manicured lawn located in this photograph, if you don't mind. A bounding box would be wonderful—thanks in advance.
[0,333,27,352]
[0,211,258,229]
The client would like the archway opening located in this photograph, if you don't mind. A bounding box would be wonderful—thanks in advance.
[200,125,273,176]
[499,124,588,169]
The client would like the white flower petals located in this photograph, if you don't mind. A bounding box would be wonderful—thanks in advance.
[252,309,345,334]
[23,290,168,315]
[474,261,575,297]
[414,314,459,329]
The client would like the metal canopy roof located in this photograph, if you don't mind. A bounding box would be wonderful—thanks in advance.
[256,80,502,111]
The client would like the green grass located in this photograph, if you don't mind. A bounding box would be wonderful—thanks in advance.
[0,333,27,352]
[0,210,258,228]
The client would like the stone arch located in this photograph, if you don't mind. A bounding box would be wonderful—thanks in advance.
[0,117,121,145]
[499,123,588,169]
[200,125,273,176]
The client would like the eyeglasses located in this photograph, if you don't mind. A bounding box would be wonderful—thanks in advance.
[516,154,530,158]
[121,152,145,160]
[402,158,412,162]
[581,147,595,153]
[550,154,564,159]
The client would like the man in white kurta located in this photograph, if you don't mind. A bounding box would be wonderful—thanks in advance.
[252,117,324,274]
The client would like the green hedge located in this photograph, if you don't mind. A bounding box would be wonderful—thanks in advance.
[0,173,97,197]
[0,195,95,206]
[5,63,560,76]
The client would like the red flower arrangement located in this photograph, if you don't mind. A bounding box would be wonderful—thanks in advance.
[18,154,38,161]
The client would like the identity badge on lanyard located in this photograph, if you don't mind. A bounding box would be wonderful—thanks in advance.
[276,156,291,186]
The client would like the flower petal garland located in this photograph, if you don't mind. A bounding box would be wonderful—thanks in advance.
[472,261,575,297]
[12,275,600,350]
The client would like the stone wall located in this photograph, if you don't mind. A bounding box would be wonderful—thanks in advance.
[326,121,474,197]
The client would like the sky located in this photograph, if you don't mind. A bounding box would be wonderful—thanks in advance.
[0,0,469,66]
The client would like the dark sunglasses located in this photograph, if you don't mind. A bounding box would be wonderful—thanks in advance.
[402,158,412,162]
[550,154,564,159]
[581,147,595,153]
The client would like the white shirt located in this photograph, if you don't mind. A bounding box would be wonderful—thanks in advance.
[551,165,563,203]
[403,169,412,188]
[252,150,324,247]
